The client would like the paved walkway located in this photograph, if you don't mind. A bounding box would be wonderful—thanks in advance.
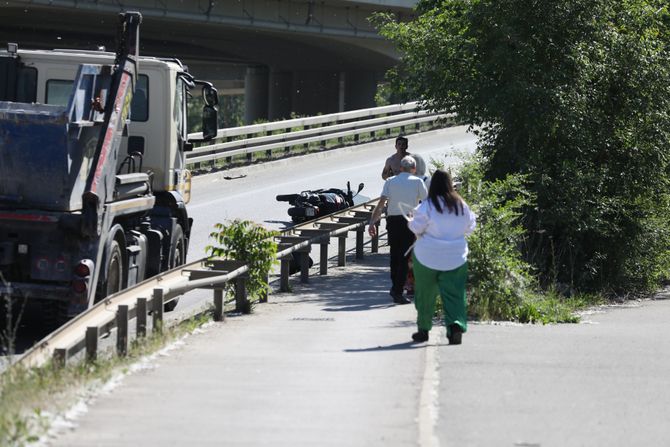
[48,248,670,446]
[51,250,427,446]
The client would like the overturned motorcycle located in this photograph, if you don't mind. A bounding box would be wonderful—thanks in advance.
[276,181,365,224]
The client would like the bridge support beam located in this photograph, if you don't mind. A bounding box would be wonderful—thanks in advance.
[244,65,269,124]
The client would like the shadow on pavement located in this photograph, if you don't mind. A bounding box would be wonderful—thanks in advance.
[344,341,424,352]
[285,260,395,312]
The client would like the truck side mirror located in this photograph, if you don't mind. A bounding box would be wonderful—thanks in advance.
[203,85,219,107]
[202,105,218,141]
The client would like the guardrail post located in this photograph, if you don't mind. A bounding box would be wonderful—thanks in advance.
[246,152,254,163]
[259,272,269,303]
[356,228,364,260]
[300,250,310,283]
[213,289,225,322]
[86,326,98,362]
[415,122,420,132]
[235,277,249,314]
[280,256,291,292]
[137,297,147,338]
[116,305,129,357]
[354,133,360,143]
[338,235,347,267]
[53,348,66,368]
[152,288,164,334]
[320,240,329,275]
[371,222,380,253]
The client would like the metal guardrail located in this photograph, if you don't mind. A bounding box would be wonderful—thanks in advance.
[16,200,381,370]
[186,102,453,167]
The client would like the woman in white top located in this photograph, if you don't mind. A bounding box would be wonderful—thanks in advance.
[408,169,476,344]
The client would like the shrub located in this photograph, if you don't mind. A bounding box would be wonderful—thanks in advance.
[452,156,537,320]
[206,220,278,304]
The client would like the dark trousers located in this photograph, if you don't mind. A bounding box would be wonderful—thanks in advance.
[386,215,415,295]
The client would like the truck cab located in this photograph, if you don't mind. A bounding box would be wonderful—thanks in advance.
[0,16,217,327]
[1,48,202,198]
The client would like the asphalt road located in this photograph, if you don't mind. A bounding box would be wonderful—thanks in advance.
[186,125,477,259]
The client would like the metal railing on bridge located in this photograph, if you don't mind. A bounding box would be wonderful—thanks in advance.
[186,102,454,170]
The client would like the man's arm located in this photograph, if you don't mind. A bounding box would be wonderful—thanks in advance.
[368,196,388,237]
[381,162,392,180]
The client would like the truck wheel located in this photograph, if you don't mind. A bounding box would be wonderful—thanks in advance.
[163,224,185,312]
[96,240,124,303]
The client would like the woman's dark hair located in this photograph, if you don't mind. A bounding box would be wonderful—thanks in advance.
[428,169,464,215]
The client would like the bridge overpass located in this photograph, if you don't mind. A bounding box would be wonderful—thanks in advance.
[0,0,417,122]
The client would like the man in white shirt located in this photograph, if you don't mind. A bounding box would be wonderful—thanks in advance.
[369,156,428,304]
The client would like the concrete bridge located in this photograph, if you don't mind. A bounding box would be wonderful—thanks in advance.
[1,0,417,122]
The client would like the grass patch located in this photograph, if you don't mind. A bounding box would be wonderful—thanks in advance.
[0,312,212,446]
[514,291,605,324]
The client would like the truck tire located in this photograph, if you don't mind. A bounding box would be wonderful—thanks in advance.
[163,224,185,312]
[96,240,124,303]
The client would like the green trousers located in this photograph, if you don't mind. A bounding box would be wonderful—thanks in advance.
[412,254,468,335]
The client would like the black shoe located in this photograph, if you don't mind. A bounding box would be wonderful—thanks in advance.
[412,329,429,342]
[447,324,462,345]
[390,289,410,305]
[393,295,411,305]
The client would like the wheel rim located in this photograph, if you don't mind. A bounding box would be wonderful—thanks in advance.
[107,250,122,295]
[174,239,183,267]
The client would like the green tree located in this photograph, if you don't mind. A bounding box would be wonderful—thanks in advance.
[378,0,670,294]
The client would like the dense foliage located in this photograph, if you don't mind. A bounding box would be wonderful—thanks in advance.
[378,0,670,294]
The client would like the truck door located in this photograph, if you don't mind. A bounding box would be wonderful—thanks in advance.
[172,75,190,202]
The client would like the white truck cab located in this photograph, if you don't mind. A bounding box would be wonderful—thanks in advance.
[5,47,201,200]
[0,14,218,326]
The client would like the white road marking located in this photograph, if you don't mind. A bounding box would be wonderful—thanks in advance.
[419,339,441,447]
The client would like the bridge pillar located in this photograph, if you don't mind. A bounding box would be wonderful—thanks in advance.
[268,70,293,121]
[244,65,269,124]
[344,71,379,111]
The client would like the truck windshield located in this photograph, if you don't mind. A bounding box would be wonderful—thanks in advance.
[44,74,149,122]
